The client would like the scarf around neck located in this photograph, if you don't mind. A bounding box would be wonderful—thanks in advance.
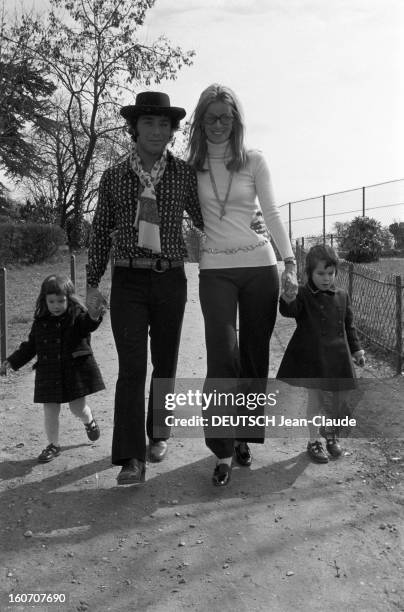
[130,142,168,253]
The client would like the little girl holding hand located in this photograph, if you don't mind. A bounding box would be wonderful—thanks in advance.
[277,245,365,462]
[0,274,106,463]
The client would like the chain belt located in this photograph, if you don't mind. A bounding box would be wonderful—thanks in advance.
[201,239,269,255]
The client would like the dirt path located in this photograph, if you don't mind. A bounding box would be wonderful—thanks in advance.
[0,264,403,612]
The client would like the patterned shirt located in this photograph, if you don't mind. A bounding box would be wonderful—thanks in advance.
[87,152,204,287]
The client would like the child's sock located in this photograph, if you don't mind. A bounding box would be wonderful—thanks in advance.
[80,404,93,425]
[44,404,61,446]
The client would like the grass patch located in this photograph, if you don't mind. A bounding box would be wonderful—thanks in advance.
[364,257,404,278]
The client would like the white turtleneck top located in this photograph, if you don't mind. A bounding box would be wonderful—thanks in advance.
[197,140,294,269]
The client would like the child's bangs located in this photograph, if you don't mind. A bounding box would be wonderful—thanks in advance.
[42,276,72,296]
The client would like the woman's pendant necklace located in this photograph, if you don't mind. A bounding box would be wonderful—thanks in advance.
[207,156,233,220]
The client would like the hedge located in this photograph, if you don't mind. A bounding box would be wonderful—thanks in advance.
[0,223,67,266]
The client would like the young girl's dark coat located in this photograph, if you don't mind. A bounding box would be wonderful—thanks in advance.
[277,283,362,390]
[7,306,105,403]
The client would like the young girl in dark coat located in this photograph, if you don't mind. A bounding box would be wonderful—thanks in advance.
[277,245,365,462]
[0,275,106,463]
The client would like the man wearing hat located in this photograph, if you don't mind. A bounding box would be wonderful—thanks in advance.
[86,92,203,485]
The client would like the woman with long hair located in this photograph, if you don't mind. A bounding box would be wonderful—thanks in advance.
[188,84,297,486]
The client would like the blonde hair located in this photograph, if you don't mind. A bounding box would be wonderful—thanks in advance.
[187,84,248,172]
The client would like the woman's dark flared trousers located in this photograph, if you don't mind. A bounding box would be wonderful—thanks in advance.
[199,265,279,458]
[110,266,187,465]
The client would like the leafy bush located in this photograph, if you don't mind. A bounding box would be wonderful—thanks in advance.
[389,221,404,249]
[19,196,58,224]
[0,223,66,266]
[336,216,388,263]
[0,192,20,223]
[379,226,395,251]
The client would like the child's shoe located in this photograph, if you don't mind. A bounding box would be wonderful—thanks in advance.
[325,435,342,458]
[85,419,100,441]
[38,443,61,463]
[307,440,329,463]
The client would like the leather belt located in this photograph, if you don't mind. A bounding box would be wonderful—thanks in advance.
[114,258,184,273]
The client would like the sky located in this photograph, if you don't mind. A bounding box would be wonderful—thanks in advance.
[3,0,404,234]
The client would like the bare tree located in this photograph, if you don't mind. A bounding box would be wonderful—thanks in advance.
[6,0,195,246]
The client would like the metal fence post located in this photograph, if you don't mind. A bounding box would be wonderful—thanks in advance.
[323,195,326,244]
[348,263,353,300]
[396,275,403,374]
[362,186,366,217]
[288,202,292,242]
[0,268,7,362]
[70,254,76,287]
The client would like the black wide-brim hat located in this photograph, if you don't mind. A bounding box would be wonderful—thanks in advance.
[120,91,186,122]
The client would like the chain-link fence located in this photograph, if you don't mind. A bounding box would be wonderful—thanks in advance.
[280,178,404,241]
[295,244,403,373]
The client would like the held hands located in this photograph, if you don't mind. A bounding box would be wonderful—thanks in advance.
[86,286,108,321]
[353,350,366,366]
[0,360,10,376]
[281,265,298,303]
[250,212,270,239]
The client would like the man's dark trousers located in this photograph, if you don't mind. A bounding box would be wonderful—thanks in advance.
[110,265,187,465]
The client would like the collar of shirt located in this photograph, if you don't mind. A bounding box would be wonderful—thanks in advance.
[306,280,337,295]
[119,149,176,178]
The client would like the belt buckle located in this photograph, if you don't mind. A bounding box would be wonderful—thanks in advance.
[153,258,165,273]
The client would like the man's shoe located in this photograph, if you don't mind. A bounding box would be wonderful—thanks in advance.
[116,459,145,485]
[307,440,329,463]
[326,436,342,458]
[85,419,100,442]
[38,443,61,463]
[234,442,252,467]
[149,441,168,463]
[212,463,231,486]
